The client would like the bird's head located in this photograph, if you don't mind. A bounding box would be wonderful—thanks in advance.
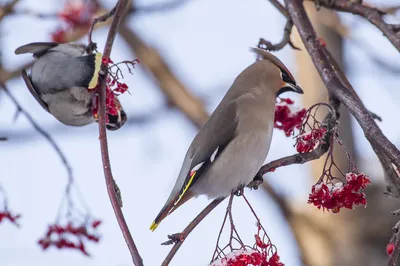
[250,47,304,96]
[105,97,127,131]
[106,108,127,131]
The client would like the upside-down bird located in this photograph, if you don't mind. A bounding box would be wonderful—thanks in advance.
[15,42,127,130]
[150,48,304,231]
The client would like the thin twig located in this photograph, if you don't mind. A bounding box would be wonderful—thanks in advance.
[0,84,73,184]
[247,103,337,190]
[162,197,226,266]
[211,197,231,260]
[258,0,298,51]
[87,6,117,52]
[258,20,299,51]
[94,1,143,265]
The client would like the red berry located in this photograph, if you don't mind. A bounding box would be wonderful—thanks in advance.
[387,243,395,255]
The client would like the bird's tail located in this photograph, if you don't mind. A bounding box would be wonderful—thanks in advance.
[150,190,194,231]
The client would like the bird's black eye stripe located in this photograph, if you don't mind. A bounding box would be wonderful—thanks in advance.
[281,70,295,84]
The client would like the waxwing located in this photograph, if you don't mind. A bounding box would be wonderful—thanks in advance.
[15,42,127,130]
[150,48,303,231]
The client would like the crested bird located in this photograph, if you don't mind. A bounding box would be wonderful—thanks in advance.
[15,42,127,130]
[150,48,304,231]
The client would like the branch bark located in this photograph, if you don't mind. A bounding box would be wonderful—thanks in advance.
[95,1,144,265]
[161,198,225,265]
[307,0,400,52]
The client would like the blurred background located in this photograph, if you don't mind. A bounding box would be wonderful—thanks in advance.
[0,0,400,265]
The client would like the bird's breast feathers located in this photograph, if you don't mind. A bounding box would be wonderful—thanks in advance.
[41,87,93,126]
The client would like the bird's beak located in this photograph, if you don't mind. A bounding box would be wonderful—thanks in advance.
[285,82,304,94]
[106,109,128,131]
[278,82,304,96]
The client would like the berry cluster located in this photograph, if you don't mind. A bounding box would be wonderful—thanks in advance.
[296,128,327,153]
[210,245,283,266]
[92,57,132,121]
[51,0,97,43]
[38,220,101,256]
[0,210,21,227]
[274,98,306,136]
[308,173,371,213]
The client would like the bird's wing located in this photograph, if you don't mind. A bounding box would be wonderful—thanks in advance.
[15,42,59,58]
[21,69,49,112]
[29,53,102,94]
[150,100,238,231]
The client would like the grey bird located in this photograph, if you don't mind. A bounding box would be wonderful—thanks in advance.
[150,48,303,231]
[15,42,127,130]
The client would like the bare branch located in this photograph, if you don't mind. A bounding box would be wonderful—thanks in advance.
[0,83,73,184]
[307,0,400,52]
[162,198,226,266]
[93,1,143,265]
[259,0,298,51]
[87,6,117,51]
[258,20,299,51]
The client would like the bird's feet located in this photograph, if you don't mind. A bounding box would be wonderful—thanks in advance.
[247,172,264,190]
[234,186,245,196]
[161,233,186,245]
[86,42,98,54]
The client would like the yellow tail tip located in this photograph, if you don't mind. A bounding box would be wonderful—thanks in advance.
[88,52,103,90]
[150,221,159,232]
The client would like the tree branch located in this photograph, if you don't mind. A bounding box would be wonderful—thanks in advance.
[94,1,143,265]
[0,83,73,185]
[307,0,400,52]
[161,197,226,266]
[283,0,400,196]
[258,20,299,51]
[258,0,298,51]
[119,24,209,128]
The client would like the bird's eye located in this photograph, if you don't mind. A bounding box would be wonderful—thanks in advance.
[281,70,294,84]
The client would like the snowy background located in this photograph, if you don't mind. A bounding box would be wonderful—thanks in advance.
[0,0,399,265]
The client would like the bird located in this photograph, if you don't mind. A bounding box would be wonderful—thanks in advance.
[150,47,304,231]
[15,42,127,130]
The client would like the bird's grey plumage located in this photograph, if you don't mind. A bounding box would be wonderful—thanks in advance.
[151,48,304,230]
[16,42,96,126]
[15,42,127,129]
[175,59,279,199]
[27,44,96,93]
